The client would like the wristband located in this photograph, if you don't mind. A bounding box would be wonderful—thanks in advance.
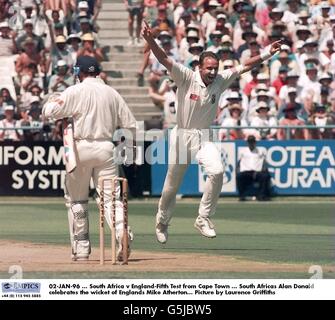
[260,46,272,61]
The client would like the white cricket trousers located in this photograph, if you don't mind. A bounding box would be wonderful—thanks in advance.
[64,139,125,258]
[156,127,224,225]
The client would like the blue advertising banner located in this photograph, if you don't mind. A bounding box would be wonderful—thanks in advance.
[151,139,335,196]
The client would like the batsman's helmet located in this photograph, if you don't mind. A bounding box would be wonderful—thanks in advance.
[74,56,101,75]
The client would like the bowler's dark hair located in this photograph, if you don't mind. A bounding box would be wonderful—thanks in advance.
[199,51,219,66]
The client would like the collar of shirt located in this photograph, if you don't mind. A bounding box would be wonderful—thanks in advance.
[194,70,206,88]
[82,77,105,85]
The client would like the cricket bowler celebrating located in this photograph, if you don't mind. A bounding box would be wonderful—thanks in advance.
[142,21,281,243]
[43,56,137,261]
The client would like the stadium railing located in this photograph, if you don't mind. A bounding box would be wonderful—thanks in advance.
[1,125,335,141]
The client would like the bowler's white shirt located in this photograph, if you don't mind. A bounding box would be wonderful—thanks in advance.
[170,61,241,129]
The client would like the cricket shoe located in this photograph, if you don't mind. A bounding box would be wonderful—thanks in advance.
[155,221,169,244]
[116,227,134,262]
[194,216,216,238]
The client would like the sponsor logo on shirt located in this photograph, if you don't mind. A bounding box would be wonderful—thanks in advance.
[211,94,216,104]
[189,93,200,101]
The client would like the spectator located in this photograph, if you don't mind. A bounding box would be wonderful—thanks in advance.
[78,17,100,46]
[236,28,257,59]
[174,0,193,26]
[229,0,249,27]
[243,67,259,98]
[296,11,316,41]
[201,0,220,39]
[249,101,277,140]
[237,135,271,201]
[90,0,103,30]
[0,0,11,22]
[15,38,44,90]
[0,105,23,141]
[270,46,299,83]
[272,65,288,95]
[77,32,104,62]
[144,0,159,23]
[219,103,248,140]
[124,0,144,46]
[0,20,16,56]
[277,104,308,140]
[320,21,335,51]
[184,42,203,68]
[299,38,330,73]
[16,19,45,53]
[213,12,232,37]
[318,72,333,95]
[159,77,177,128]
[250,73,276,101]
[49,34,74,72]
[217,46,237,68]
[233,13,253,51]
[319,86,331,110]
[48,60,74,93]
[313,1,331,31]
[175,8,192,46]
[53,21,67,37]
[0,87,16,120]
[308,104,334,139]
[20,83,44,110]
[295,25,312,44]
[50,118,63,141]
[248,89,276,119]
[300,62,321,104]
[31,3,49,38]
[218,58,234,73]
[207,30,223,53]
[255,0,278,30]
[282,0,300,28]
[44,0,69,16]
[19,97,43,141]
[179,28,200,63]
[151,5,175,36]
[266,7,284,36]
[217,86,249,123]
[66,33,81,62]
[278,87,304,120]
[0,87,16,109]
[278,70,302,104]
[240,39,261,66]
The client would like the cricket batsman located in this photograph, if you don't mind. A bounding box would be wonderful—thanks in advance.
[43,56,137,261]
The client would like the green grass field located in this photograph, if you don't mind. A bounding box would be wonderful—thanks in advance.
[0,197,334,278]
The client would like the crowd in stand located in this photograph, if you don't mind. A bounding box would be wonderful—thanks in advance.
[0,0,335,142]
[0,0,103,141]
[134,0,335,139]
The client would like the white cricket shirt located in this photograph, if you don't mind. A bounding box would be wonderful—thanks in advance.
[170,61,241,129]
[43,77,137,140]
